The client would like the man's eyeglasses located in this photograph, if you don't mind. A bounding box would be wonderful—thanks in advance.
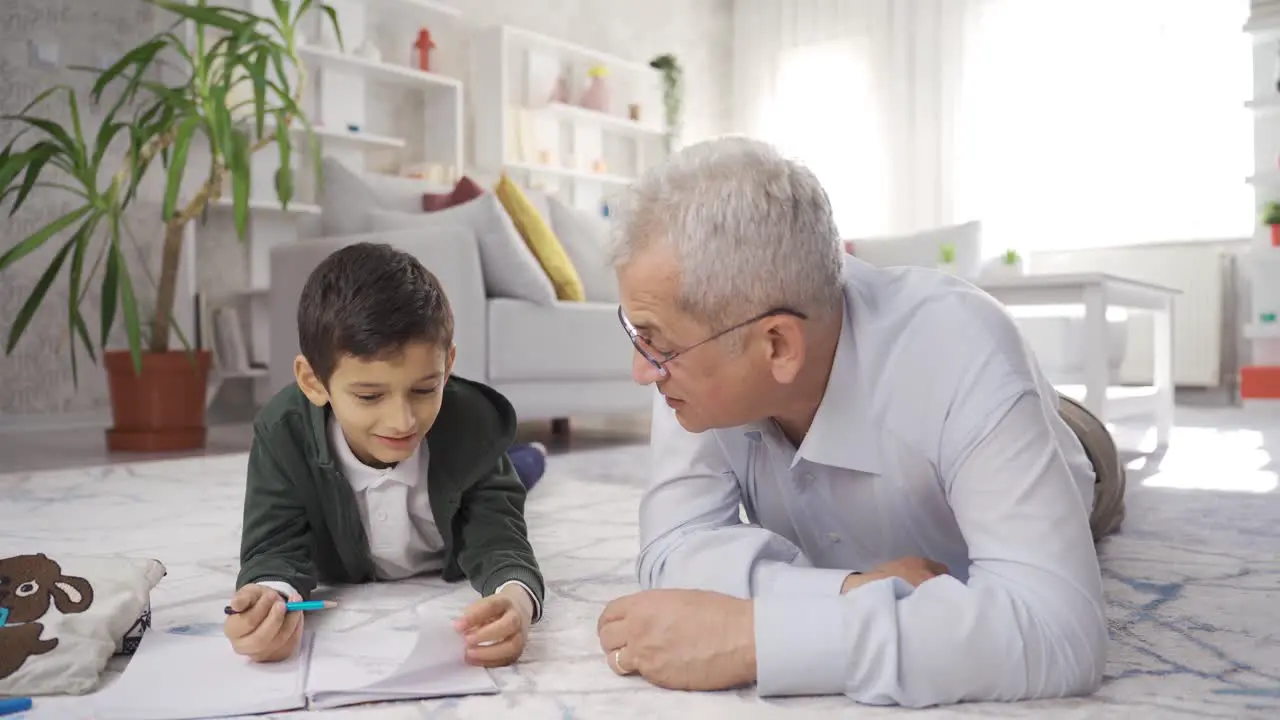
[618,305,808,377]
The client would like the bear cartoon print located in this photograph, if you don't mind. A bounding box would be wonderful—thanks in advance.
[0,553,94,679]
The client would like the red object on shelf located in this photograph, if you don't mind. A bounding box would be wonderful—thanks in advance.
[1271,224,1280,247]
[413,28,436,72]
[1241,365,1280,399]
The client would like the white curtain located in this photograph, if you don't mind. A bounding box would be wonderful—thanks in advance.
[731,0,970,238]
[731,0,1254,252]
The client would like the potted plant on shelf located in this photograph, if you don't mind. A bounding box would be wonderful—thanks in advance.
[937,242,958,274]
[0,0,341,452]
[649,53,683,153]
[1262,201,1280,247]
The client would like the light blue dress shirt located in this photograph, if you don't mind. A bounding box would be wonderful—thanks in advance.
[637,256,1107,707]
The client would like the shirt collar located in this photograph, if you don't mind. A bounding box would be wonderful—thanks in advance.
[744,283,882,475]
[328,415,421,492]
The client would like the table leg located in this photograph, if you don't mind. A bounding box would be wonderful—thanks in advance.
[1082,286,1110,421]
[1152,304,1174,447]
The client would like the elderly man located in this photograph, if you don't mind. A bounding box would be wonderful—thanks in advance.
[596,137,1125,708]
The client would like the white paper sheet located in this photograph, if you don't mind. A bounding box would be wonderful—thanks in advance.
[87,629,311,720]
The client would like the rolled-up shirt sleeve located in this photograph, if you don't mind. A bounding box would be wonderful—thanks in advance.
[753,390,1107,706]
[637,392,851,599]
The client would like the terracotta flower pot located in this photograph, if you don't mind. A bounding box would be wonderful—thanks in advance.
[1271,224,1280,248]
[103,350,212,453]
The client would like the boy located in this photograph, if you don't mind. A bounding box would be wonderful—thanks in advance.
[223,242,545,667]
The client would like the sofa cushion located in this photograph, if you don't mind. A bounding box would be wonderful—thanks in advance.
[546,195,619,303]
[370,197,557,305]
[494,175,585,302]
[319,157,452,236]
[850,221,983,279]
[488,298,634,382]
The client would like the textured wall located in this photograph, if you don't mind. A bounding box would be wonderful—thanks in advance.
[0,0,732,421]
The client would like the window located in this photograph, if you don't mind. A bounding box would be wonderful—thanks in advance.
[954,0,1254,253]
[758,41,889,238]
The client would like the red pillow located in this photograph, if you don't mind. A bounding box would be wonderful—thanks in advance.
[422,176,484,212]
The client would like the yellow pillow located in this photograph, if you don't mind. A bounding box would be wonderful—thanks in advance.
[494,175,585,302]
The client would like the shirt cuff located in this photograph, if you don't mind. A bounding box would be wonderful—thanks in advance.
[496,580,541,623]
[754,563,852,598]
[254,580,297,600]
[754,576,914,697]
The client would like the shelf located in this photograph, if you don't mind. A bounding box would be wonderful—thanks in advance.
[501,26,653,75]
[209,198,321,215]
[297,45,461,93]
[1245,323,1280,340]
[1247,171,1280,186]
[505,161,635,186]
[538,102,663,136]
[1246,96,1280,115]
[370,0,461,18]
[1244,13,1280,43]
[306,125,406,150]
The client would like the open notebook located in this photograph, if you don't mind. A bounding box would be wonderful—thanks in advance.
[86,613,498,719]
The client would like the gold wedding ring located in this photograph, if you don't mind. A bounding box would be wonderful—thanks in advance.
[614,648,630,674]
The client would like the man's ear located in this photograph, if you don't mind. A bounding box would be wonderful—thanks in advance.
[761,316,806,385]
[294,355,330,407]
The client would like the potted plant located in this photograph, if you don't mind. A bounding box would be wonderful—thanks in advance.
[937,242,958,274]
[1262,201,1280,247]
[649,53,683,153]
[0,0,340,452]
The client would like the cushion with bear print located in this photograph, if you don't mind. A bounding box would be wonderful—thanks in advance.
[0,553,166,695]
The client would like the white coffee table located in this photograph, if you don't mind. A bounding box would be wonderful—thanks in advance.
[979,273,1179,447]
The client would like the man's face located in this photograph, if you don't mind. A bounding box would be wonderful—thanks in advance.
[616,245,775,433]
[296,341,454,466]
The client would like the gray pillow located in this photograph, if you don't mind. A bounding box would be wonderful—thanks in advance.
[318,157,452,237]
[546,196,620,303]
[369,197,557,305]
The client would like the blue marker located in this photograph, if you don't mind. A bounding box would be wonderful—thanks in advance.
[0,697,32,717]
[223,600,337,615]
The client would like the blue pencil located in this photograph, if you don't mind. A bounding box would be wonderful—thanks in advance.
[223,600,337,615]
[0,697,32,717]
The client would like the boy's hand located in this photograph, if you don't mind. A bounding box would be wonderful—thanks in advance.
[454,585,533,667]
[223,584,305,663]
[841,556,949,593]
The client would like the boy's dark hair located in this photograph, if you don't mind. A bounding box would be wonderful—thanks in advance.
[297,242,453,385]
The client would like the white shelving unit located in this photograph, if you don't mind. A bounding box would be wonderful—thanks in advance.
[1243,8,1280,397]
[470,24,666,215]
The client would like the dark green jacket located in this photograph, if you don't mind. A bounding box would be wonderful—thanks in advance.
[235,376,544,608]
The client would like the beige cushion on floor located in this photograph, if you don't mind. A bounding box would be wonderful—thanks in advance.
[0,554,165,695]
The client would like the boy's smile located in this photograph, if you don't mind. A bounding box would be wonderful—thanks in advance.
[296,341,456,467]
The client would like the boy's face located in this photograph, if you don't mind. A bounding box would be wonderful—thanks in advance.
[295,341,455,467]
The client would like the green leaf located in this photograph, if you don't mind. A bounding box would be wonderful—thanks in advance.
[8,143,58,217]
[250,49,269,138]
[0,144,42,200]
[274,110,293,209]
[146,0,251,33]
[1,115,80,170]
[296,0,315,22]
[0,204,91,274]
[229,129,251,237]
[66,214,101,384]
[271,0,290,25]
[91,120,126,177]
[6,233,76,354]
[163,116,200,221]
[90,38,166,102]
[100,231,120,347]
[319,4,343,49]
[114,242,144,374]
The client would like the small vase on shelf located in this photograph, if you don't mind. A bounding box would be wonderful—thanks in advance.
[579,65,610,113]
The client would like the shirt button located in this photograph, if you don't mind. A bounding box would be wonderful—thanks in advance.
[803,472,816,482]
[827,533,841,543]
[376,511,388,521]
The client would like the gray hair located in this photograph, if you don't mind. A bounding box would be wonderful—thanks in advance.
[609,136,845,329]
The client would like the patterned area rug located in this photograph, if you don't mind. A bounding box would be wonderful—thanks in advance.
[0,435,1276,719]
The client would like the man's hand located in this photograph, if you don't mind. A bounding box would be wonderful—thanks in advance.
[841,556,949,593]
[597,589,755,691]
[223,584,305,663]
[455,585,533,667]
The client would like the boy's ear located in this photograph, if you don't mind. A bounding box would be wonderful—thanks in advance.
[294,355,330,407]
[446,344,456,376]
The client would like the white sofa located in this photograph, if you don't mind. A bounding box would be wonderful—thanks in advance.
[266,160,650,424]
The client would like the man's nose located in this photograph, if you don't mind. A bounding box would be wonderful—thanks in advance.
[631,351,662,385]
